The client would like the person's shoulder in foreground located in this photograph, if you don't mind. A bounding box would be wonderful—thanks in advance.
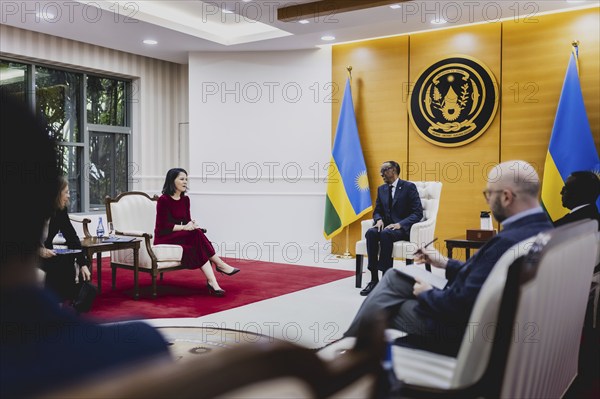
[0,90,170,398]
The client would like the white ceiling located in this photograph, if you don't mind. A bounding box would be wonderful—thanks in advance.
[0,0,597,64]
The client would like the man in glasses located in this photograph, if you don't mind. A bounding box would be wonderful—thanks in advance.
[554,171,600,230]
[360,161,423,296]
[346,160,552,355]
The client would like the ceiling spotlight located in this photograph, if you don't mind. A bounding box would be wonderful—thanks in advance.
[321,35,336,41]
[431,18,447,25]
[298,19,310,24]
[36,11,56,19]
[389,4,402,9]
[143,39,158,45]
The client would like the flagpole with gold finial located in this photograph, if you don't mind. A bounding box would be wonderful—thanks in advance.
[337,65,354,260]
[571,40,580,75]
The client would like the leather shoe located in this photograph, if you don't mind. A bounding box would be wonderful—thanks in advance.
[207,282,225,297]
[360,281,378,296]
[216,266,240,276]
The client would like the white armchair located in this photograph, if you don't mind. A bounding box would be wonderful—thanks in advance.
[354,181,442,288]
[105,191,189,299]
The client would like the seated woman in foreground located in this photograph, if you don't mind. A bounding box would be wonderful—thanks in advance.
[154,168,239,297]
[40,176,92,306]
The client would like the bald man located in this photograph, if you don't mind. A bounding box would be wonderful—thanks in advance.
[344,161,553,355]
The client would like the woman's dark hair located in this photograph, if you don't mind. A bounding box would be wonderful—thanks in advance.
[161,168,188,196]
[54,175,69,211]
[1,90,61,264]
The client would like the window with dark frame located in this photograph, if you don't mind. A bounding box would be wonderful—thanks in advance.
[0,59,132,213]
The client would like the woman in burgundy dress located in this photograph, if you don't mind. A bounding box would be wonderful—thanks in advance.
[154,168,239,296]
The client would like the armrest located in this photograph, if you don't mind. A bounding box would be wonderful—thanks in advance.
[409,218,436,245]
[116,230,152,239]
[69,215,92,238]
[361,219,374,239]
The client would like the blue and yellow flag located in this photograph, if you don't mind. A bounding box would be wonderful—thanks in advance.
[324,78,372,239]
[541,47,600,221]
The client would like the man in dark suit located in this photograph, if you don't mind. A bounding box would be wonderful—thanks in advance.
[554,171,600,229]
[361,161,423,296]
[346,161,553,355]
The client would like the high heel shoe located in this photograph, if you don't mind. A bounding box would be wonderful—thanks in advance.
[207,282,225,297]
[216,265,240,276]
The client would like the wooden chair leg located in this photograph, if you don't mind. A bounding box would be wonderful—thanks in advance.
[111,265,117,290]
[355,255,363,288]
[152,273,157,299]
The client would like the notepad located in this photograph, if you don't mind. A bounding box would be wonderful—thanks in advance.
[103,236,136,243]
[396,265,448,290]
[54,248,82,255]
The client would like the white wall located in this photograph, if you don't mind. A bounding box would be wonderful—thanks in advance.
[188,49,332,258]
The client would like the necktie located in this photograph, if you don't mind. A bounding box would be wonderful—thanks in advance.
[388,185,394,214]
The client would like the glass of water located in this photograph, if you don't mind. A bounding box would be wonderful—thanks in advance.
[108,222,116,238]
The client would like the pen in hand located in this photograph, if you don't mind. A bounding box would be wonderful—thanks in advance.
[413,237,438,256]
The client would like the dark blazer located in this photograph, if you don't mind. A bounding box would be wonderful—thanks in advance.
[43,207,88,267]
[417,211,553,343]
[554,204,600,230]
[372,179,423,233]
[0,287,170,397]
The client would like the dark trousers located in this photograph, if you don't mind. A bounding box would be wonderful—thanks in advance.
[366,227,409,272]
[345,270,430,337]
[43,255,77,302]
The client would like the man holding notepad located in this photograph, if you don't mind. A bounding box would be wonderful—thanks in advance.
[345,161,553,354]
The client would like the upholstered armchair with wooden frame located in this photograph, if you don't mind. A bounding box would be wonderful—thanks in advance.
[354,181,442,288]
[105,191,196,299]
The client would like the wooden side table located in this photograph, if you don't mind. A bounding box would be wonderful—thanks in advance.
[81,237,141,295]
[445,237,486,260]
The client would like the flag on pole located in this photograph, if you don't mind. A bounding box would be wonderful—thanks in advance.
[324,77,372,239]
[541,45,600,221]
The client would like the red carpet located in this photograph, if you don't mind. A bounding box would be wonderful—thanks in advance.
[87,258,354,322]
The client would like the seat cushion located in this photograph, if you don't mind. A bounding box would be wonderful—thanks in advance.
[391,346,456,388]
[151,244,183,262]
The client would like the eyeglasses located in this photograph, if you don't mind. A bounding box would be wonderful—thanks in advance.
[482,189,505,200]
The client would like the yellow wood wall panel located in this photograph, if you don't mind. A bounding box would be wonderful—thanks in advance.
[408,23,502,254]
[330,7,599,257]
[502,8,600,172]
[331,36,409,255]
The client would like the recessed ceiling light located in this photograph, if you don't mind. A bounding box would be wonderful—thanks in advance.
[36,12,56,19]
[321,35,336,41]
[143,39,158,45]
[431,18,447,25]
[298,19,310,24]
[389,4,402,9]
[222,9,234,14]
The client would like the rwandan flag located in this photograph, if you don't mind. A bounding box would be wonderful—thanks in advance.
[324,78,372,239]
[541,46,600,221]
